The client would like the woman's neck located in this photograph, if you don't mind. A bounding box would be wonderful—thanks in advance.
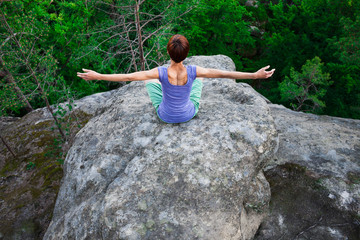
[167,59,187,85]
[169,60,184,68]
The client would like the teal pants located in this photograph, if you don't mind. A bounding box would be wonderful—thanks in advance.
[145,79,203,115]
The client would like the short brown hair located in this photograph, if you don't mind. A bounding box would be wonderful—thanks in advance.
[167,34,189,63]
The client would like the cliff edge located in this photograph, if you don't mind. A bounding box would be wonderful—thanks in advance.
[43,55,278,240]
[1,55,358,240]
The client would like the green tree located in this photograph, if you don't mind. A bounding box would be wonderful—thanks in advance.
[253,1,344,96]
[176,0,254,69]
[79,0,194,71]
[0,2,70,139]
[334,16,360,66]
[68,0,196,98]
[279,57,331,113]
[325,15,360,118]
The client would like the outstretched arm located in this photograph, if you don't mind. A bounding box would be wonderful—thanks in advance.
[77,68,159,82]
[196,65,275,79]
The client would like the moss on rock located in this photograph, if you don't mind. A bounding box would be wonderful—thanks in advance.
[0,108,94,240]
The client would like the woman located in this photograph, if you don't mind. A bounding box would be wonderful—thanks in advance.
[77,34,275,123]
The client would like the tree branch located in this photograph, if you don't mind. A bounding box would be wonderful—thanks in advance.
[0,8,66,140]
[293,216,323,239]
[0,132,16,158]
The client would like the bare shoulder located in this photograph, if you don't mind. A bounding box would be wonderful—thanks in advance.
[127,67,160,81]
[146,67,160,77]
[196,66,225,78]
[195,66,209,77]
[138,67,159,80]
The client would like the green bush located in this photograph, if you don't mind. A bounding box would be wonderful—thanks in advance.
[279,57,331,113]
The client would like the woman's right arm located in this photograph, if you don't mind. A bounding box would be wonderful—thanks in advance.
[196,66,275,80]
[77,68,159,82]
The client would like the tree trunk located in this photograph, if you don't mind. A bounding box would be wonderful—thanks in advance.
[135,1,145,71]
[0,57,34,113]
[0,9,66,140]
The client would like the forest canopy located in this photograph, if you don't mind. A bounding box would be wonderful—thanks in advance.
[1,0,359,119]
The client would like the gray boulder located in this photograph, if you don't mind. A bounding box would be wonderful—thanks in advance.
[0,88,119,239]
[245,0,258,8]
[44,56,278,239]
[256,104,360,239]
[268,104,360,213]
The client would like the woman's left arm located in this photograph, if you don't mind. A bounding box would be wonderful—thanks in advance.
[196,65,275,79]
[77,68,159,82]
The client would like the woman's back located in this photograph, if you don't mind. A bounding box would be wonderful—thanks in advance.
[156,65,198,123]
[167,65,188,86]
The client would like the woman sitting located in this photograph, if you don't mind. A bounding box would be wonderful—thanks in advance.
[77,34,275,123]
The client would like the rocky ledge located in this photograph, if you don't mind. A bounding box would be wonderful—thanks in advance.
[1,55,359,240]
[44,55,278,240]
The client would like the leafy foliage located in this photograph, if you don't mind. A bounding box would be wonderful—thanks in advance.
[279,57,331,112]
[247,0,360,118]
[0,0,359,119]
[324,15,360,118]
[175,0,254,69]
[0,1,69,116]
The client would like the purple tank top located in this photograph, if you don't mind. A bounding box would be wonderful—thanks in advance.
[157,65,197,123]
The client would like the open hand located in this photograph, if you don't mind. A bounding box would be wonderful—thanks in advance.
[77,69,101,81]
[255,66,275,79]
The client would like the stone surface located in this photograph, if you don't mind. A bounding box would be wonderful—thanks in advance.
[267,104,360,213]
[255,163,360,239]
[3,54,360,240]
[183,55,236,71]
[0,89,118,239]
[44,55,278,239]
[256,104,360,239]
[245,0,258,8]
[37,89,119,120]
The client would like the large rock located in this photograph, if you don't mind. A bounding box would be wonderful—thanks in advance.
[268,104,360,213]
[0,89,118,239]
[256,104,360,239]
[44,56,278,239]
